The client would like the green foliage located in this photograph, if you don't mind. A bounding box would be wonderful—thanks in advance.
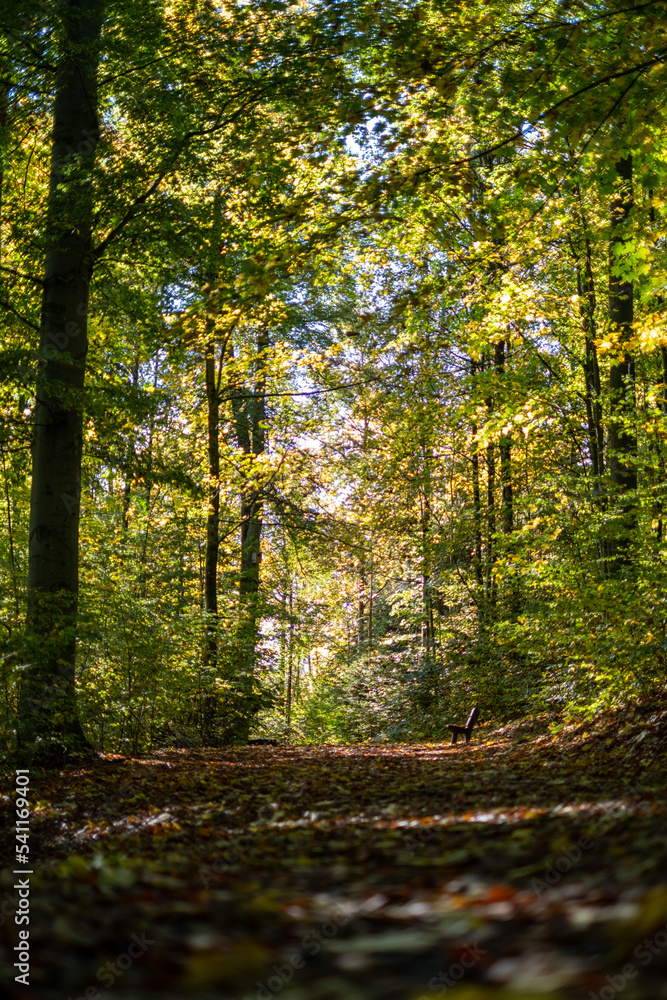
[1,0,667,753]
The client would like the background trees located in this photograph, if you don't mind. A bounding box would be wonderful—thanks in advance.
[1,0,666,757]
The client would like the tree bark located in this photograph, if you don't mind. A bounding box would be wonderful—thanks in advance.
[469,357,485,635]
[484,354,497,611]
[657,346,667,543]
[485,438,496,608]
[121,358,139,530]
[470,424,484,590]
[203,328,220,670]
[225,328,268,742]
[569,176,604,480]
[18,0,102,753]
[357,566,366,647]
[286,580,294,744]
[607,153,637,570]
[419,428,434,660]
[494,340,514,535]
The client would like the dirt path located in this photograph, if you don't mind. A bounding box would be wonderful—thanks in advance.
[2,708,667,999]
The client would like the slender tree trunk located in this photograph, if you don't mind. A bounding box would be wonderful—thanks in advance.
[0,76,7,260]
[201,328,221,744]
[237,397,265,607]
[420,436,434,659]
[657,346,667,543]
[286,580,293,744]
[358,566,366,647]
[607,153,637,570]
[571,179,604,479]
[227,328,268,742]
[368,554,374,671]
[203,328,220,669]
[471,425,483,589]
[583,267,604,479]
[470,356,485,634]
[494,340,514,535]
[649,344,667,543]
[485,439,497,607]
[121,358,138,530]
[18,0,102,753]
[499,439,513,533]
[649,187,666,543]
[0,443,19,622]
[484,356,497,610]
[136,353,159,599]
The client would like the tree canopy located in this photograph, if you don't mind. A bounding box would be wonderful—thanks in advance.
[0,0,666,759]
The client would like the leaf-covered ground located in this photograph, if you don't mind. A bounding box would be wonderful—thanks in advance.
[2,706,667,1000]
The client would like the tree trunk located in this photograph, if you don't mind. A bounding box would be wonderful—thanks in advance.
[419,429,434,660]
[203,328,220,670]
[656,346,667,543]
[485,440,497,606]
[368,553,374,664]
[484,356,497,610]
[571,179,604,479]
[0,76,7,260]
[469,356,485,635]
[121,358,139,530]
[18,0,102,754]
[358,565,366,646]
[470,424,483,589]
[607,153,637,570]
[226,328,268,742]
[494,340,514,535]
[286,580,294,744]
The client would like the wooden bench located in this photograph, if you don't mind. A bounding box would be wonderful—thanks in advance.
[447,705,479,744]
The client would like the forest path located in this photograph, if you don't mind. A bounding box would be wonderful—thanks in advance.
[2,707,667,999]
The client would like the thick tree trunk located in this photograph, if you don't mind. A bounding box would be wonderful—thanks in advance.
[607,153,637,570]
[18,0,102,753]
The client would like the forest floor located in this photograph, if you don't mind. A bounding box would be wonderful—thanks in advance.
[2,706,667,1000]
